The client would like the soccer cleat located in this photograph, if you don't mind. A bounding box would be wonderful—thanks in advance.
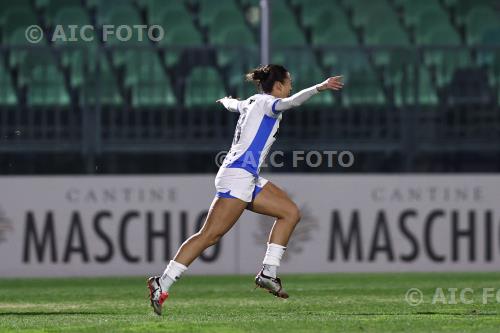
[147,276,169,315]
[254,270,289,299]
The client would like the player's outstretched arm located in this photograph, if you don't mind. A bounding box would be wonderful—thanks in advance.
[216,96,240,112]
[275,76,343,111]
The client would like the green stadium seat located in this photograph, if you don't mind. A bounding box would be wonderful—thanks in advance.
[366,25,411,67]
[289,62,334,106]
[465,7,500,45]
[456,0,498,23]
[312,24,358,46]
[0,60,17,105]
[52,6,91,27]
[342,68,386,106]
[352,2,397,28]
[344,0,388,9]
[0,0,31,10]
[198,0,240,27]
[417,25,468,87]
[52,17,99,88]
[6,28,35,68]
[101,5,142,25]
[271,26,306,46]
[414,8,450,37]
[416,23,460,45]
[477,28,500,85]
[212,26,255,67]
[300,2,347,28]
[122,50,176,107]
[41,0,82,24]
[365,24,410,47]
[138,0,187,23]
[390,68,438,106]
[400,0,442,26]
[18,51,70,106]
[83,57,123,106]
[185,67,227,107]
[272,6,299,30]
[208,9,248,39]
[2,7,38,40]
[322,51,371,74]
[153,7,194,28]
[159,24,203,67]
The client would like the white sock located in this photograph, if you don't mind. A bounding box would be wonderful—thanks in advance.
[160,260,188,291]
[262,243,286,278]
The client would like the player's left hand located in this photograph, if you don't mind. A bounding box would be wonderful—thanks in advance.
[317,76,344,91]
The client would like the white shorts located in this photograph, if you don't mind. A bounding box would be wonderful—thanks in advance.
[214,167,268,202]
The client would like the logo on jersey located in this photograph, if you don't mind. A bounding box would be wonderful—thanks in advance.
[0,205,13,244]
[253,199,319,262]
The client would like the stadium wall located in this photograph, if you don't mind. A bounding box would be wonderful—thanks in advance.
[0,175,499,277]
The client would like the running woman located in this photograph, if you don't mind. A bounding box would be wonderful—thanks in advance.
[148,64,343,315]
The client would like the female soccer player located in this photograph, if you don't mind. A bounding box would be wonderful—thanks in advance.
[148,64,343,315]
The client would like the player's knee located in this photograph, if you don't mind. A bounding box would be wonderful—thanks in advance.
[287,204,301,224]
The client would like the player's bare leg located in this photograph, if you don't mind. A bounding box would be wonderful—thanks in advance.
[174,196,248,266]
[247,181,301,298]
[148,196,247,315]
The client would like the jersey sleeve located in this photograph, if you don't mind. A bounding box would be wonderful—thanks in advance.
[219,97,240,113]
[262,85,321,117]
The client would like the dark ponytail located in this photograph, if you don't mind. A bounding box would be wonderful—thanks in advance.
[246,64,288,93]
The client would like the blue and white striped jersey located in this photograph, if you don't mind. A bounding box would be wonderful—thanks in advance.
[219,85,320,176]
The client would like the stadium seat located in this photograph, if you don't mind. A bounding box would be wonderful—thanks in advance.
[271,25,306,46]
[0,0,31,11]
[322,51,370,73]
[2,6,38,40]
[185,67,227,107]
[212,26,255,67]
[154,8,194,28]
[138,0,187,23]
[300,2,347,28]
[100,5,142,26]
[414,7,451,39]
[365,24,410,47]
[52,6,91,28]
[159,24,204,67]
[464,7,500,45]
[271,5,299,31]
[208,9,249,41]
[400,0,442,26]
[6,28,36,68]
[18,51,70,106]
[416,23,461,45]
[291,63,334,106]
[351,2,397,28]
[312,24,358,46]
[418,25,469,86]
[198,0,241,27]
[366,25,411,68]
[122,51,176,107]
[41,0,82,24]
[342,68,386,106]
[0,60,17,105]
[83,57,123,106]
[455,0,498,23]
[477,28,500,85]
[389,68,438,106]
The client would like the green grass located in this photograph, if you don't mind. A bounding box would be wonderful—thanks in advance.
[1,273,500,332]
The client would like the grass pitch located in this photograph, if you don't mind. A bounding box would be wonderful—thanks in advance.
[1,273,500,332]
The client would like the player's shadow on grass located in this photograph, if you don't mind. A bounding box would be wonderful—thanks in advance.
[0,312,109,316]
